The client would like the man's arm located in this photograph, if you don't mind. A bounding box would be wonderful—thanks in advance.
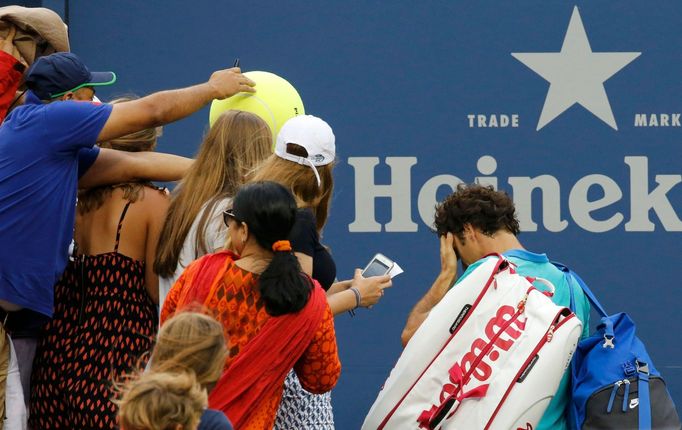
[97,67,255,142]
[78,148,192,189]
[401,233,458,347]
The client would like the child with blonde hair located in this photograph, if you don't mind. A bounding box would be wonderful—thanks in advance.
[117,371,206,430]
[149,311,233,429]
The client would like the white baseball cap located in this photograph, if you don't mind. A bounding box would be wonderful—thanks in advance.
[275,115,336,186]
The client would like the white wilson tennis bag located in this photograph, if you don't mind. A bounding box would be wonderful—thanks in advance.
[363,255,583,430]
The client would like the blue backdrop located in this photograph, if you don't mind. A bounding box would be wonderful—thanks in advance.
[23,1,682,427]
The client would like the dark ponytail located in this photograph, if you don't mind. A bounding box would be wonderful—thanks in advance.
[232,182,311,316]
[259,250,311,316]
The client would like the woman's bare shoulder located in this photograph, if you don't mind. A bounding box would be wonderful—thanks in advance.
[134,185,171,214]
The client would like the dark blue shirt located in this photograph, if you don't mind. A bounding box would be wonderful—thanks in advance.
[198,409,233,430]
[0,92,111,316]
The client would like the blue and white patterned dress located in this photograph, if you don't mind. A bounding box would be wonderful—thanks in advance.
[274,371,335,429]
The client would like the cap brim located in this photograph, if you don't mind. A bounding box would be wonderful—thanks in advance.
[48,71,118,99]
[88,71,117,87]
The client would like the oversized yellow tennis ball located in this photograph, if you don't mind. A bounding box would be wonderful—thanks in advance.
[209,71,304,141]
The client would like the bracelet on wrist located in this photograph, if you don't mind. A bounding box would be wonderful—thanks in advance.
[350,287,361,309]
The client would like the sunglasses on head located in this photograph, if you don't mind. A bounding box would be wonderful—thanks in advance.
[222,208,240,227]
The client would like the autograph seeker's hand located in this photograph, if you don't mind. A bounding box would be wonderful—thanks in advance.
[353,269,392,308]
[325,272,392,315]
[208,67,256,99]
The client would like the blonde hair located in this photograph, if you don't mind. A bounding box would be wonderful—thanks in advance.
[116,371,206,430]
[248,146,334,231]
[154,110,272,277]
[78,96,160,214]
[149,311,227,389]
[97,97,161,153]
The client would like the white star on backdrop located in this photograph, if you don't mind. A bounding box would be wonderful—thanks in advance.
[512,6,640,130]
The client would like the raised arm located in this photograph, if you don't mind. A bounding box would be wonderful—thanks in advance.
[97,67,255,142]
[401,233,458,347]
[78,148,192,189]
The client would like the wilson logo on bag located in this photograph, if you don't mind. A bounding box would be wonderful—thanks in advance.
[426,303,528,416]
[363,256,582,430]
[419,303,531,428]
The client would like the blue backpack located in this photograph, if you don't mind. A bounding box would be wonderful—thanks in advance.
[555,263,681,430]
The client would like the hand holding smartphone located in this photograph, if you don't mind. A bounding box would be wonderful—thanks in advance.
[361,253,394,277]
[348,253,398,317]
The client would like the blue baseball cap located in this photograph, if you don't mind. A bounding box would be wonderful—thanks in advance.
[25,52,116,100]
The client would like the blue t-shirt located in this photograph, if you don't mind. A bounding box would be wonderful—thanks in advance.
[0,92,112,316]
[78,146,101,177]
[456,249,590,430]
[198,409,233,430]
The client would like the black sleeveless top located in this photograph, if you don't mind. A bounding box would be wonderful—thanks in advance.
[289,208,336,291]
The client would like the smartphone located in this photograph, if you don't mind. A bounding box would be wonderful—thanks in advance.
[361,253,394,277]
